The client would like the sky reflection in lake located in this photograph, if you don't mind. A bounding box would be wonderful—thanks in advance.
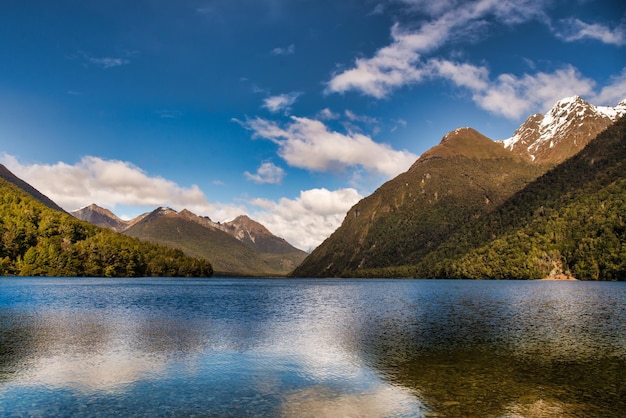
[0,278,625,417]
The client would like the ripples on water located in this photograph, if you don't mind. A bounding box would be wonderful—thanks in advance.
[0,278,625,417]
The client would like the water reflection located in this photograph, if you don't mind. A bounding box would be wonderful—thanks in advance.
[0,278,625,417]
[348,281,626,417]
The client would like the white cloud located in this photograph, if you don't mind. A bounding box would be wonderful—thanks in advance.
[317,108,340,120]
[271,43,295,55]
[592,68,626,106]
[430,60,597,119]
[324,0,625,120]
[344,110,379,125]
[428,59,489,91]
[0,154,245,220]
[555,18,626,46]
[240,116,418,178]
[474,66,595,119]
[262,92,302,113]
[244,161,285,184]
[250,188,363,251]
[325,23,427,98]
[478,66,596,118]
[325,0,550,98]
[0,154,365,251]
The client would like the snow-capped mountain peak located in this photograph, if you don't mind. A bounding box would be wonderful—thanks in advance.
[501,96,626,164]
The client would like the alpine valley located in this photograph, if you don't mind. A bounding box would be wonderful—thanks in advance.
[292,96,626,280]
[1,165,306,277]
[2,96,626,280]
[72,204,307,276]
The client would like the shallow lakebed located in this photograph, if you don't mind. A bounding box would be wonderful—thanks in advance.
[1,278,625,417]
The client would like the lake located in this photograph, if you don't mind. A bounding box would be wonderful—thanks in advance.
[0,278,625,417]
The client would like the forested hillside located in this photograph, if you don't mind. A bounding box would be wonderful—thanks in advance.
[0,178,212,277]
[292,128,546,277]
[417,115,626,280]
[356,116,626,280]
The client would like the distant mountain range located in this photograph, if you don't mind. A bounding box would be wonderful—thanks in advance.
[3,95,625,280]
[72,204,307,276]
[293,96,626,280]
[0,162,306,277]
[0,167,212,277]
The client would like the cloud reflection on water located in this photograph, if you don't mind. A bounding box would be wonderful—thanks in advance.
[1,278,625,417]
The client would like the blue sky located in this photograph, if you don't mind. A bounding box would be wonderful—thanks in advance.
[1,0,625,250]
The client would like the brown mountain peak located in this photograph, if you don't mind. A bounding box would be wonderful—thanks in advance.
[72,203,128,232]
[227,215,272,236]
[417,127,508,162]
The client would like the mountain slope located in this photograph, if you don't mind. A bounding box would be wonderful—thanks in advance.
[180,210,307,274]
[72,203,128,232]
[0,164,66,213]
[73,204,306,276]
[0,176,212,277]
[292,128,545,277]
[123,208,304,276]
[293,97,626,279]
[501,96,626,164]
[417,114,626,280]
[221,215,304,254]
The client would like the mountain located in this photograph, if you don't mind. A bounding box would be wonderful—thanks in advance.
[293,97,626,279]
[292,127,546,277]
[501,96,626,164]
[72,203,128,232]
[220,215,301,255]
[121,207,307,276]
[0,164,66,213]
[417,113,626,280]
[0,170,212,277]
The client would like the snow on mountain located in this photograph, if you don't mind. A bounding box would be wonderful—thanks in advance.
[501,96,626,164]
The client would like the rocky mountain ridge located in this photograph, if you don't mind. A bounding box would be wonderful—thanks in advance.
[72,204,307,276]
[500,96,626,164]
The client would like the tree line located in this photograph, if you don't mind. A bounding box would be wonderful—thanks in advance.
[0,179,212,277]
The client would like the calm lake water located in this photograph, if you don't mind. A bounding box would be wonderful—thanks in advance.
[0,278,625,417]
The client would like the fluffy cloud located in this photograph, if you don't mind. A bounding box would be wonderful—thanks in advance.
[325,23,426,98]
[325,0,549,98]
[592,69,626,106]
[244,161,285,184]
[239,116,417,177]
[317,108,340,120]
[0,154,245,219]
[324,0,626,118]
[555,18,626,46]
[0,154,361,251]
[431,61,597,119]
[250,188,363,251]
[262,92,302,113]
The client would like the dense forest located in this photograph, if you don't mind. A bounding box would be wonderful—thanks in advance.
[0,178,213,277]
[348,116,626,280]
